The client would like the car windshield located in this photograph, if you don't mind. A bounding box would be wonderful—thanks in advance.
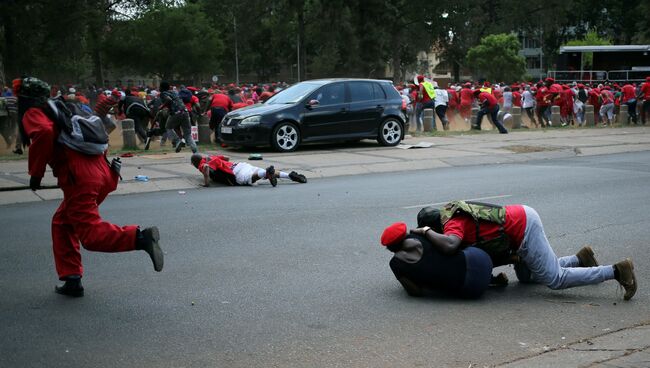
[265,82,321,104]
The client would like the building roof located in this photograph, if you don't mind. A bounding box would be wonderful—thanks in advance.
[560,45,650,53]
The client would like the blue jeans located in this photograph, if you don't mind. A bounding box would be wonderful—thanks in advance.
[517,206,615,289]
[476,105,508,133]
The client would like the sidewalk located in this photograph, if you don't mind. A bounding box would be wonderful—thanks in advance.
[1,126,649,205]
[496,322,650,368]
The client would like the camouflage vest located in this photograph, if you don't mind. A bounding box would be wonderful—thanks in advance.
[440,200,512,264]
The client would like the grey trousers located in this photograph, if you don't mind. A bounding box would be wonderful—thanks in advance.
[165,111,197,153]
[517,206,615,289]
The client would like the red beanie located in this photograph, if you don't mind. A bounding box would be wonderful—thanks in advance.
[417,75,424,82]
[12,78,22,96]
[381,222,407,247]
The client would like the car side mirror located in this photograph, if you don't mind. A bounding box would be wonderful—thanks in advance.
[306,99,319,108]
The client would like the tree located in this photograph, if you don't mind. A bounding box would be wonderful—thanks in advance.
[466,33,526,82]
[105,3,223,83]
[564,30,612,69]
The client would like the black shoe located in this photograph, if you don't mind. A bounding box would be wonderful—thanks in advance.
[12,147,23,155]
[174,141,184,153]
[137,227,164,272]
[289,171,307,183]
[55,276,84,297]
[265,166,277,187]
[144,137,152,151]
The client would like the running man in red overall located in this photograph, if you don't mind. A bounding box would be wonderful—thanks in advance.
[15,77,164,298]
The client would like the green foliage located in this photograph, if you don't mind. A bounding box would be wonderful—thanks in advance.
[466,34,526,82]
[564,30,612,68]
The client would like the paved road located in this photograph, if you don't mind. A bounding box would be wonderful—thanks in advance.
[0,152,648,367]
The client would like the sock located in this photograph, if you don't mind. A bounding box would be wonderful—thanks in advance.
[612,265,620,280]
[279,171,289,179]
[257,169,266,178]
[135,228,145,249]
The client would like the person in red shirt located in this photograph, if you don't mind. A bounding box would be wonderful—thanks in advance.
[259,85,275,103]
[458,83,474,124]
[190,153,307,187]
[621,83,637,124]
[638,77,650,125]
[15,77,164,297]
[93,90,121,134]
[207,91,233,141]
[600,88,615,125]
[511,85,522,108]
[473,90,508,133]
[409,201,637,300]
[588,85,602,124]
[560,85,574,126]
[535,82,551,127]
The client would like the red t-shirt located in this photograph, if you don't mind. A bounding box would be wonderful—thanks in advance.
[640,82,650,99]
[601,90,614,105]
[459,88,473,105]
[621,85,636,102]
[210,93,233,111]
[478,92,498,109]
[443,205,527,250]
[512,91,522,107]
[536,87,549,107]
[198,155,234,174]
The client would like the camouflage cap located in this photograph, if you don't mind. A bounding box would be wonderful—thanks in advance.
[19,77,50,101]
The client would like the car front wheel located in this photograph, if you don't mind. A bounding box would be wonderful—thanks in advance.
[271,122,300,152]
[378,118,403,146]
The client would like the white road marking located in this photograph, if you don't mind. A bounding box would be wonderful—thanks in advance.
[402,194,513,209]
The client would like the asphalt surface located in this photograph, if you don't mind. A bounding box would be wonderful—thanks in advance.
[1,151,649,367]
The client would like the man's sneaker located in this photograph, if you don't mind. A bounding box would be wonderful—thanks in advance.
[265,166,277,187]
[144,136,152,151]
[489,272,509,287]
[12,147,23,155]
[174,140,185,153]
[137,227,164,272]
[398,277,423,297]
[289,171,307,183]
[55,276,84,297]
[576,246,599,267]
[614,258,636,300]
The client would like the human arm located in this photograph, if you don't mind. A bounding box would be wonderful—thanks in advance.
[23,108,55,180]
[410,226,463,255]
[202,165,210,187]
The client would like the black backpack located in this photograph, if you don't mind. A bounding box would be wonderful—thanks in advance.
[47,98,109,155]
[179,88,193,104]
[161,90,186,114]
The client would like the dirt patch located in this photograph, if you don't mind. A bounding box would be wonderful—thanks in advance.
[502,145,559,153]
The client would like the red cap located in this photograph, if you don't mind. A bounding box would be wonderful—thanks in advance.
[577,84,585,88]
[111,89,121,97]
[381,222,407,247]
[646,77,650,82]
[12,78,22,96]
[545,77,555,83]
[417,75,424,82]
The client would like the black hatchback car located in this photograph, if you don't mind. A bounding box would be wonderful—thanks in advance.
[219,78,407,152]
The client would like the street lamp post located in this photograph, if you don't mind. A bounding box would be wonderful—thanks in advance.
[234,16,239,85]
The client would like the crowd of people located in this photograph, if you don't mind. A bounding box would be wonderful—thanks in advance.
[0,81,289,154]
[397,76,650,132]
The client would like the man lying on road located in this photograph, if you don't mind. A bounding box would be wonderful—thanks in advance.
[191,153,307,187]
[411,200,637,300]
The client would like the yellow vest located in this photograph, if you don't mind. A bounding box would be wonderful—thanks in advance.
[480,87,492,94]
[422,81,435,99]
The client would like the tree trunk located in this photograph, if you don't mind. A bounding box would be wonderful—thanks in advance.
[297,4,306,80]
[390,32,402,82]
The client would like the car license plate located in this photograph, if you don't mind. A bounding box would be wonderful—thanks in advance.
[221,126,232,134]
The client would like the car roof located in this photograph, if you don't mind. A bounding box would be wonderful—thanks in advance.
[301,78,394,85]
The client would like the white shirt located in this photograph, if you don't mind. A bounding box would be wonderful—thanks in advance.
[434,89,448,107]
[522,90,535,108]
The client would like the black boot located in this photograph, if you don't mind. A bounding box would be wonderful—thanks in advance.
[136,227,164,272]
[265,166,277,187]
[55,275,84,297]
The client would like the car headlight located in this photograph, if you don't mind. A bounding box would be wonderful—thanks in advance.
[240,115,262,126]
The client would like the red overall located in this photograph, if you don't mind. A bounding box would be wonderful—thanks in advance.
[23,107,137,280]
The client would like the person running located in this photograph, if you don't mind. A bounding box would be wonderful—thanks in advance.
[119,89,151,144]
[15,76,163,298]
[411,200,637,300]
[473,90,508,133]
[159,81,197,153]
[190,153,307,187]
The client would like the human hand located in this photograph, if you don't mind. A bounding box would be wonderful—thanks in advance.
[409,226,430,236]
[29,176,42,191]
